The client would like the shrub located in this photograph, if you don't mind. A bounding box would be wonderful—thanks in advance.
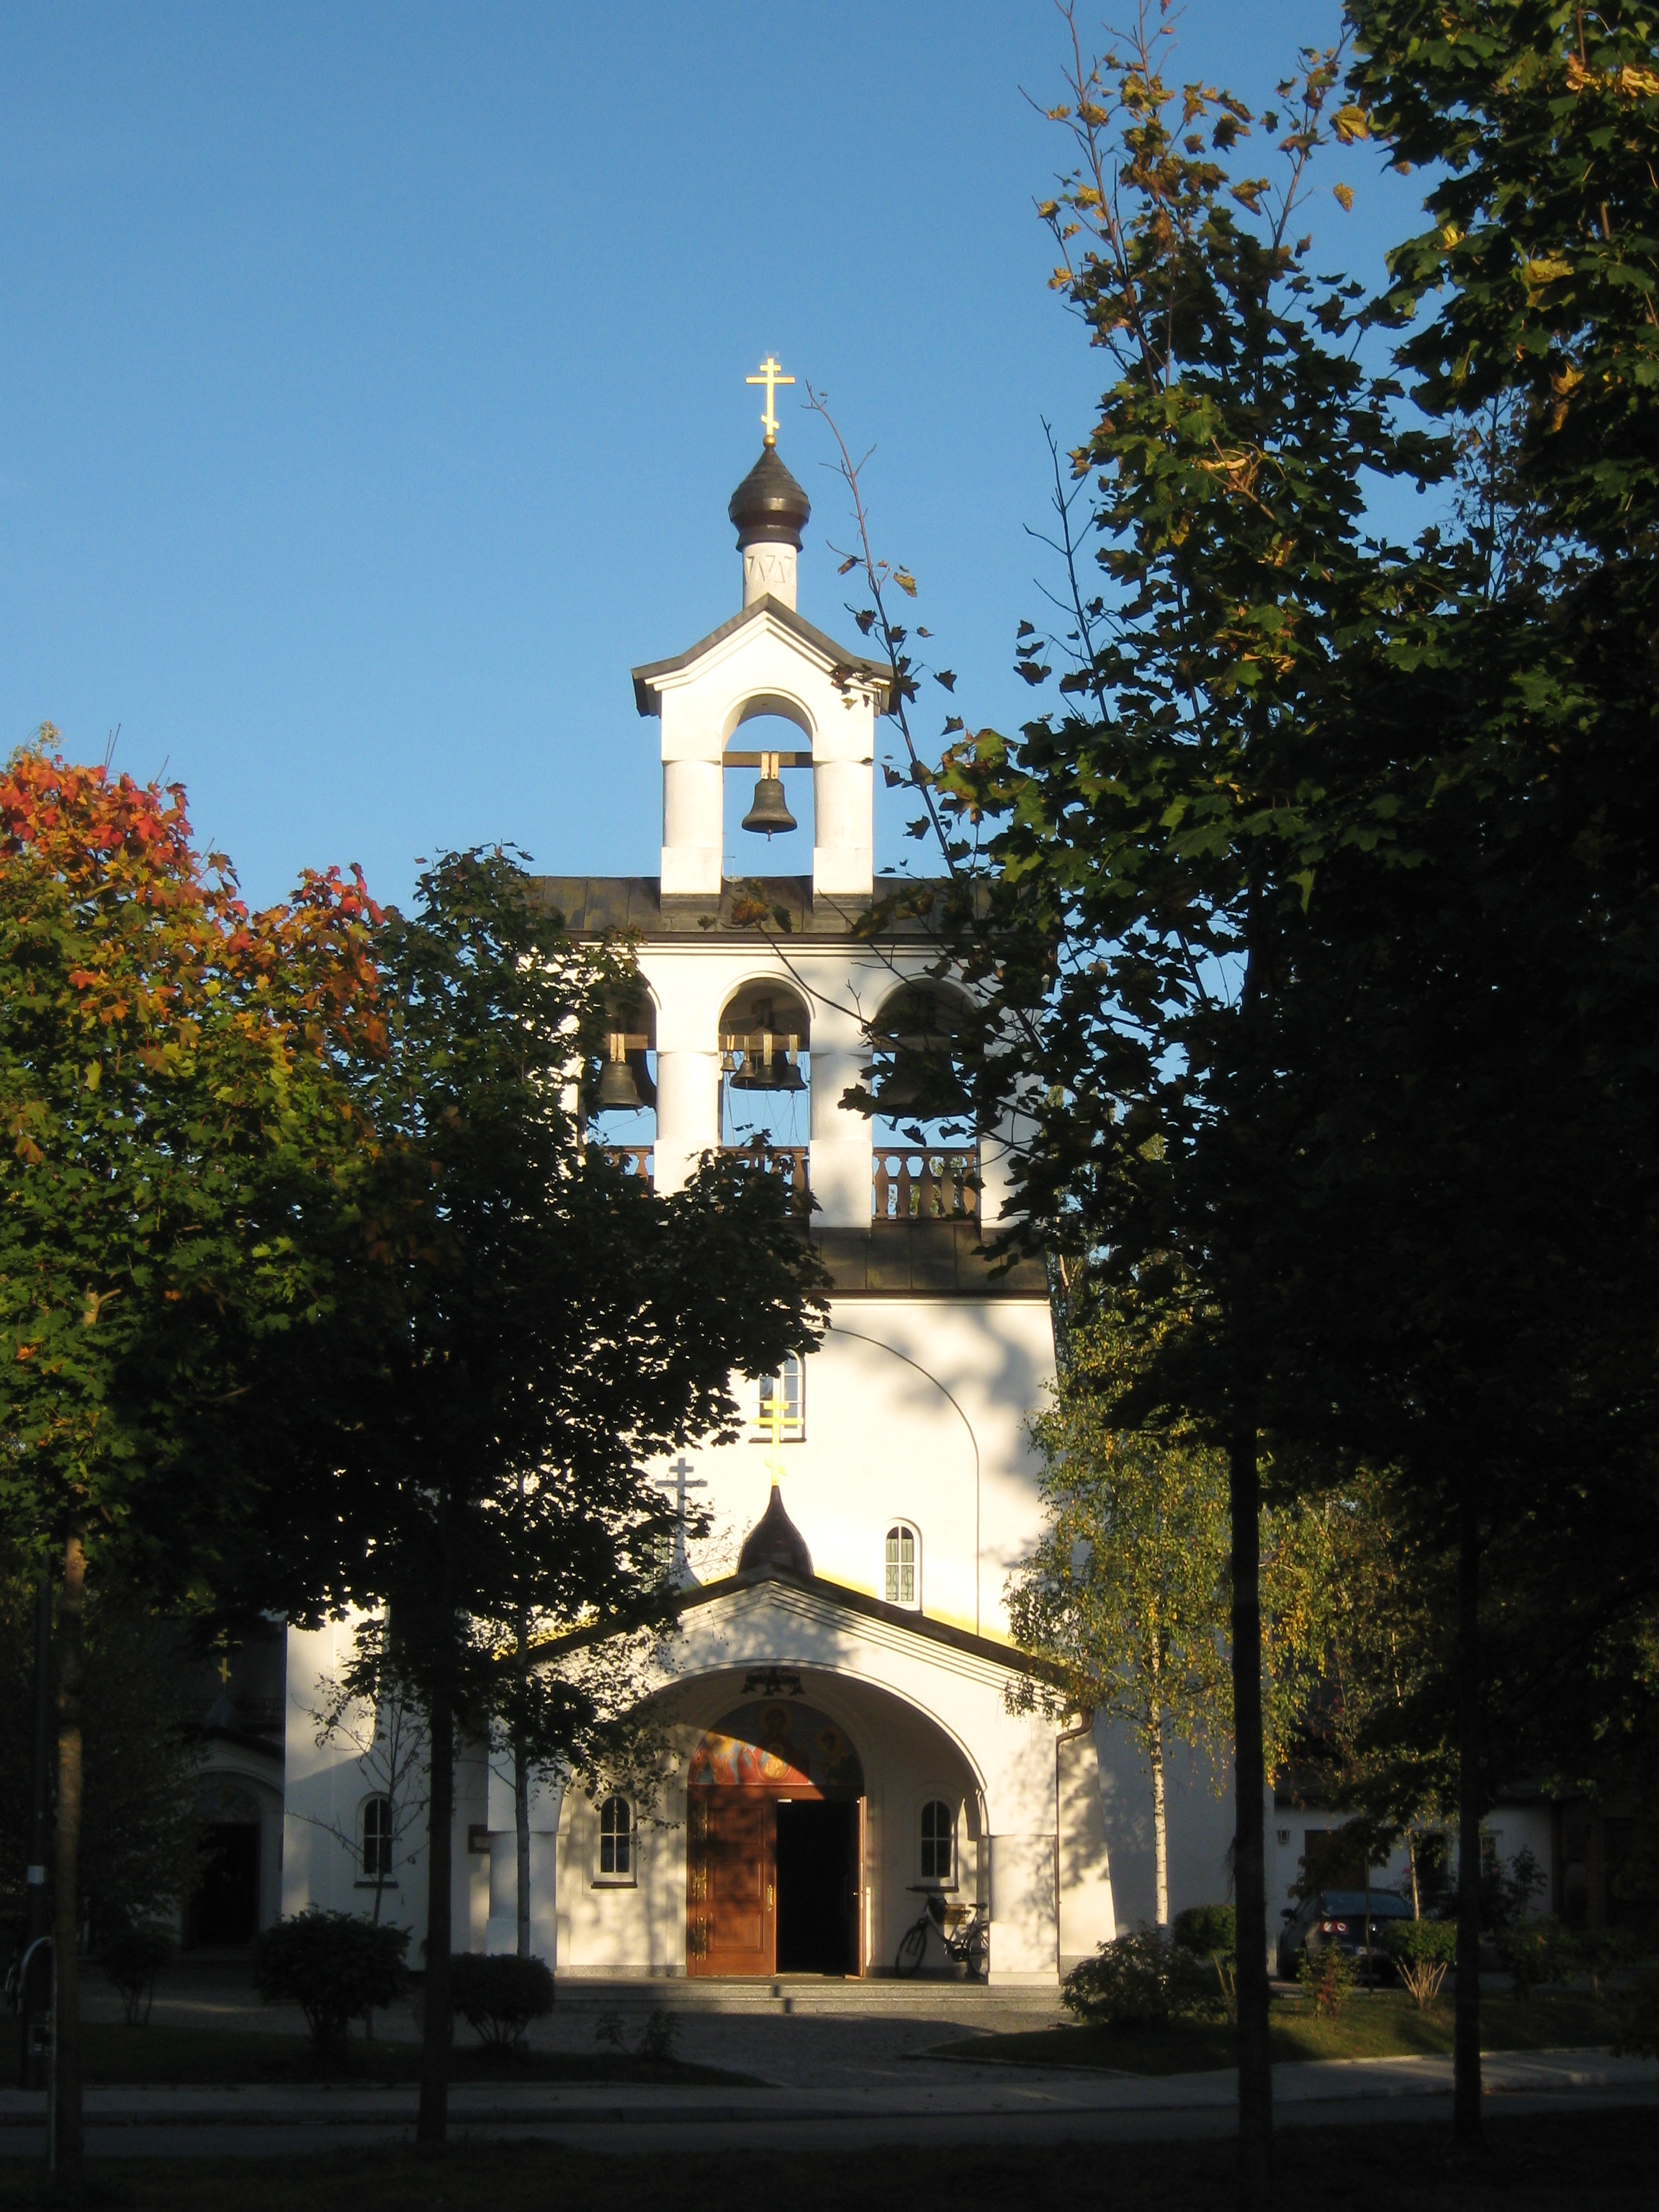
[1380,1918,1457,2011]
[99,1923,174,2028]
[1298,1942,1356,2018]
[254,1911,409,2059]
[1172,1904,1236,1961]
[1481,1844,1547,1933]
[1583,1927,1641,2003]
[1497,1917,1579,1999]
[1061,1926,1222,2031]
[1612,1967,1659,2056]
[448,1953,554,2051]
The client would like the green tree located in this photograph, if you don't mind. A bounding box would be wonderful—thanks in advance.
[250,850,823,2150]
[0,737,379,2183]
[1010,1293,1230,1931]
[921,19,1442,2197]
[1010,1287,1336,1928]
[0,1560,202,1941]
[1244,0,1659,2139]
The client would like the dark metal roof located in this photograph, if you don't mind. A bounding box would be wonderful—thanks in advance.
[812,1222,1049,1300]
[527,873,950,943]
[631,595,893,716]
[728,443,811,548]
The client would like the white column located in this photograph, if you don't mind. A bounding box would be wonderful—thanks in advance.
[660,759,722,899]
[808,1050,873,1228]
[811,757,874,901]
[806,996,873,1230]
[653,1050,719,1195]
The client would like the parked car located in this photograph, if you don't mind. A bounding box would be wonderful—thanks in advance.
[1277,1889,1415,1981]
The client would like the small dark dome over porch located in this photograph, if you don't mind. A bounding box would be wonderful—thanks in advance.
[737,1483,813,1577]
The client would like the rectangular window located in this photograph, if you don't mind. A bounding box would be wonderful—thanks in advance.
[755,1353,804,1439]
[598,1795,634,1884]
[920,1799,954,1884]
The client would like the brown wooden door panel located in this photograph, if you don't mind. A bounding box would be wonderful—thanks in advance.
[688,1791,775,1976]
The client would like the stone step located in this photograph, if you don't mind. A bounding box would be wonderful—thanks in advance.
[549,1977,1061,2016]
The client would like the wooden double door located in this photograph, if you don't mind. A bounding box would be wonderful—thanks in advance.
[688,1789,863,1977]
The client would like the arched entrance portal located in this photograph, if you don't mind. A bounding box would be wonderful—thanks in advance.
[687,1702,864,1977]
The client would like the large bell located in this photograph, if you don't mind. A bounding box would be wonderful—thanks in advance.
[876,1061,925,1114]
[741,752,797,838]
[596,1037,642,1113]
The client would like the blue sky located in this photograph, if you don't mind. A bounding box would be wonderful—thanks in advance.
[1,2,1433,912]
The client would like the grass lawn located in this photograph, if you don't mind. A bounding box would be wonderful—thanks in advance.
[0,2018,753,2090]
[934,1990,1619,2074]
[0,2109,1651,2211]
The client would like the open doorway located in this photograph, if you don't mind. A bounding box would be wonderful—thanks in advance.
[775,1800,858,1975]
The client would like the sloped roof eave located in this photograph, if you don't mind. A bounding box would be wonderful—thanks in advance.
[529,1563,1067,1686]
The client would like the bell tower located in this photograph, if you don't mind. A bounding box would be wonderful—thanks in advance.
[631,359,889,909]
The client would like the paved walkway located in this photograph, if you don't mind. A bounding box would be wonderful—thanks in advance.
[4,2047,1655,2159]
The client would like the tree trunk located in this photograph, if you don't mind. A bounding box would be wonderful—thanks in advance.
[417,1680,454,2152]
[514,1728,531,1960]
[1149,1694,1169,1933]
[1229,1424,1272,2211]
[22,1568,53,2092]
[51,1527,86,2185]
[1454,1495,1483,2145]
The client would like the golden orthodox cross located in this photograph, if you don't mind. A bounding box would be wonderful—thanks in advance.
[746,354,794,446]
[761,1389,801,1483]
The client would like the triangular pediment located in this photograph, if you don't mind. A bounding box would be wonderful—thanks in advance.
[631,595,891,717]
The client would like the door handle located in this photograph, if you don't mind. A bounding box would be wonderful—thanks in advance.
[766,1884,774,1910]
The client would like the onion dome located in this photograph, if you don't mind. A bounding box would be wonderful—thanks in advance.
[737,1484,814,1578]
[728,444,811,551]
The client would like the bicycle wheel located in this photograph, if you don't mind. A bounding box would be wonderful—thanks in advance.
[894,1919,929,1977]
[963,1923,989,1982]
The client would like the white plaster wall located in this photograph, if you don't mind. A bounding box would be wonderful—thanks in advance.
[670,1297,1054,1642]
[282,1618,428,1951]
[1093,1717,1241,1936]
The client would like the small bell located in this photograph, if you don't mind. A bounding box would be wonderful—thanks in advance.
[728,1032,805,1092]
[741,752,798,837]
[596,1035,642,1113]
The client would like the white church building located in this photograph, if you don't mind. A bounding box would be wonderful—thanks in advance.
[275,382,1256,1983]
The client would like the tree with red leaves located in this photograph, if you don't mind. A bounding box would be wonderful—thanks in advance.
[0,732,382,2186]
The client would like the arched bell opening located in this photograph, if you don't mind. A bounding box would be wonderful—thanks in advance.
[865,982,980,1226]
[719,979,811,1203]
[589,991,659,1188]
[722,711,814,878]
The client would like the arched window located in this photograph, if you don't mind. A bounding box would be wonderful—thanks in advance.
[598,1795,634,1882]
[885,1523,920,1608]
[361,1796,392,1881]
[920,1799,955,1885]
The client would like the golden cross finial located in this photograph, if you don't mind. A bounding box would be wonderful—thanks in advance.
[745,354,794,446]
[762,1385,801,1482]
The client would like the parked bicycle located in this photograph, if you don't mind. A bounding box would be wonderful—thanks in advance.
[894,1888,987,1979]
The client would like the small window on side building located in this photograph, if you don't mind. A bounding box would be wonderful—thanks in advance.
[361,1796,392,1881]
[920,1799,954,1885]
[885,1523,920,1608]
[597,1794,634,1883]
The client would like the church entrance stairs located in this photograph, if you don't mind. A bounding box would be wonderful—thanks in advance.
[545,1979,1063,2019]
